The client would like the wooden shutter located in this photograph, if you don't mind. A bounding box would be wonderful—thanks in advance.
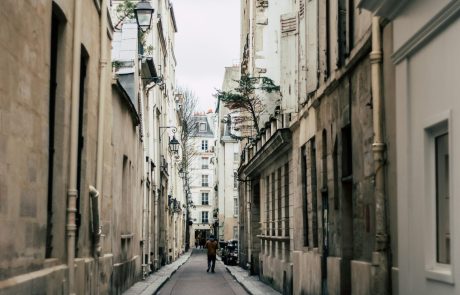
[306,0,319,93]
[298,0,307,104]
[280,13,298,113]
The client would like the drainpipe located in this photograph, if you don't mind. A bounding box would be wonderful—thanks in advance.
[89,186,102,256]
[370,16,389,295]
[93,2,108,293]
[67,0,82,293]
[139,82,148,277]
[96,0,108,197]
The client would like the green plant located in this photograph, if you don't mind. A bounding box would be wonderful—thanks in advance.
[114,0,135,30]
[112,60,123,71]
[215,74,280,140]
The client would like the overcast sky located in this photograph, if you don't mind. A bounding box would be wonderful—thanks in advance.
[173,0,241,112]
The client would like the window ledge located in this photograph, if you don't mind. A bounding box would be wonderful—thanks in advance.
[121,233,134,240]
[426,266,454,285]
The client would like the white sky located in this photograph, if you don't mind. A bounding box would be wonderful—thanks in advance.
[173,0,241,112]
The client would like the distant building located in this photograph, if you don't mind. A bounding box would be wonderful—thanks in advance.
[189,113,217,247]
[216,66,241,242]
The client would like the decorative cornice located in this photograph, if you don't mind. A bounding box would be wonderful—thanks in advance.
[241,129,292,177]
[392,0,460,64]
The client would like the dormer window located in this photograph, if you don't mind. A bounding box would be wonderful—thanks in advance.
[199,122,207,132]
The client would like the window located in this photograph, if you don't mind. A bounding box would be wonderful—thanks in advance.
[202,175,209,187]
[284,163,290,237]
[201,192,209,205]
[234,171,238,189]
[424,115,452,284]
[435,132,450,264]
[47,6,63,258]
[199,122,207,132]
[311,138,318,248]
[234,152,239,161]
[201,211,209,224]
[201,140,208,151]
[234,197,239,216]
[202,157,209,169]
[301,146,309,247]
[337,0,354,66]
[266,176,270,235]
[233,226,239,240]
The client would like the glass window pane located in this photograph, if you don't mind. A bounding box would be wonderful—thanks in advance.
[435,132,450,264]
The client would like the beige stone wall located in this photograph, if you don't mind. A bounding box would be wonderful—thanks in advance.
[108,83,144,288]
[0,0,145,293]
[0,0,54,280]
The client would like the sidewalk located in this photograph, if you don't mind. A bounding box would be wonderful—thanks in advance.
[122,252,192,295]
[224,264,281,295]
[123,250,280,295]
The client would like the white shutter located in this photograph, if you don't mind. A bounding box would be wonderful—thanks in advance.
[280,13,298,113]
[298,0,307,104]
[306,0,319,93]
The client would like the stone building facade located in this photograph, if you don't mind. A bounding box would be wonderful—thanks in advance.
[216,66,241,242]
[361,0,460,294]
[189,113,217,247]
[238,0,397,294]
[0,0,183,294]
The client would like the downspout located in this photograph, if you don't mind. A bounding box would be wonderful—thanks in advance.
[96,0,108,202]
[94,2,108,293]
[139,82,148,277]
[67,0,82,293]
[89,186,102,256]
[370,16,389,295]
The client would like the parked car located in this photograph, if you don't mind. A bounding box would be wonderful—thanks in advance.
[222,240,238,265]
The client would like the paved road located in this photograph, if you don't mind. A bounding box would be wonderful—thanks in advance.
[157,249,249,295]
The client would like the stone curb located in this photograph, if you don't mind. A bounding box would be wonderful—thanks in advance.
[224,264,281,295]
[123,251,192,295]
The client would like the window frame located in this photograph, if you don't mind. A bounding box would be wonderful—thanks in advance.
[201,211,209,224]
[201,140,208,151]
[423,110,454,284]
[233,197,239,216]
[202,174,209,187]
[201,192,209,205]
[202,157,209,169]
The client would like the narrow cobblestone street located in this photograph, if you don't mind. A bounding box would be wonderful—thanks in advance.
[157,250,248,295]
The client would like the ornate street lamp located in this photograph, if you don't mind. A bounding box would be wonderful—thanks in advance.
[134,0,154,32]
[169,135,180,154]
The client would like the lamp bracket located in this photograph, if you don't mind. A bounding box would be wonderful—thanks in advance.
[159,126,177,140]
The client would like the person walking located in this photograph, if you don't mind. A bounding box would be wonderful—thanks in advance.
[205,235,218,273]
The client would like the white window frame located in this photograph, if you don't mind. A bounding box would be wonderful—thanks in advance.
[199,122,207,132]
[423,110,454,284]
[202,157,209,169]
[201,140,208,151]
[233,197,239,216]
[202,174,209,187]
[201,192,209,205]
[201,211,209,224]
